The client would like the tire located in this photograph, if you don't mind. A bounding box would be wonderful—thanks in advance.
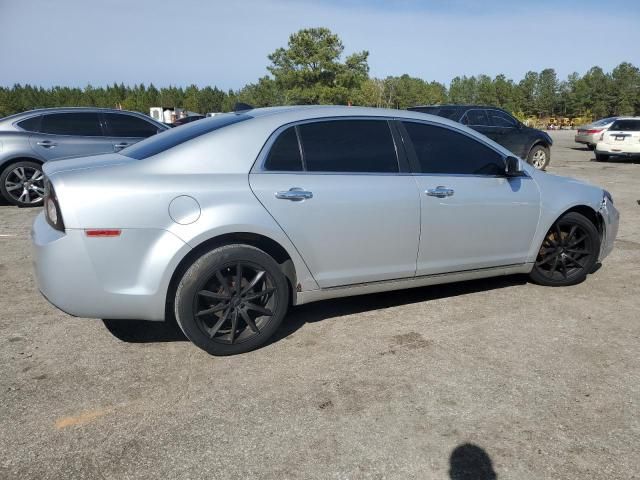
[529,212,600,287]
[174,244,289,355]
[0,160,45,207]
[587,144,596,151]
[527,144,550,170]
[595,152,609,162]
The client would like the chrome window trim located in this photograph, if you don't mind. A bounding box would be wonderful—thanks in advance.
[252,116,404,175]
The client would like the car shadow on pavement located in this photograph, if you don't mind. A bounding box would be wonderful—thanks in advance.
[269,274,528,345]
[449,443,497,480]
[102,275,528,345]
[102,318,187,343]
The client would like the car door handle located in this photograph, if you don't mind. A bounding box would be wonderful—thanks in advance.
[36,140,57,148]
[426,186,455,198]
[275,188,313,201]
[113,143,129,151]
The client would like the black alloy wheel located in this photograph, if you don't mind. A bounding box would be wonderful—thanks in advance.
[193,262,276,344]
[530,212,599,286]
[175,245,289,355]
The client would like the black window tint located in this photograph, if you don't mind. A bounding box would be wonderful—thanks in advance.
[122,113,251,160]
[298,120,398,173]
[264,127,302,171]
[17,115,42,132]
[105,113,159,138]
[610,120,640,131]
[488,110,517,128]
[403,122,505,176]
[40,113,103,136]
[465,110,489,126]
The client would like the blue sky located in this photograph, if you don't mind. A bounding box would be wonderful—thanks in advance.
[1,0,638,89]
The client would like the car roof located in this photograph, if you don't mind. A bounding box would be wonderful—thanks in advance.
[0,107,153,124]
[246,105,464,126]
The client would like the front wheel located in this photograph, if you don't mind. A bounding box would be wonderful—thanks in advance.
[527,144,550,170]
[174,244,289,355]
[529,212,600,287]
[0,161,45,207]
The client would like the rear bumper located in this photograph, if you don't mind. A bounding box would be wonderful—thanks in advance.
[595,142,640,157]
[575,133,598,145]
[31,212,191,321]
[598,198,619,262]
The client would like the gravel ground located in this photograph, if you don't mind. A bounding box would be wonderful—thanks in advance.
[0,130,638,479]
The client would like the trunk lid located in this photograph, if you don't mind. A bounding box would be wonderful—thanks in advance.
[43,153,134,177]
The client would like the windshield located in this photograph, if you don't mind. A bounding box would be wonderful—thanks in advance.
[593,117,616,127]
[121,113,251,160]
[609,120,640,131]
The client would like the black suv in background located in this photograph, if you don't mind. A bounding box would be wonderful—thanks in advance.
[408,105,553,170]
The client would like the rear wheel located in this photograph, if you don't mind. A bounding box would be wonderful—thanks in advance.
[527,144,550,170]
[0,160,45,207]
[174,245,289,355]
[595,152,609,162]
[587,144,596,151]
[529,212,600,287]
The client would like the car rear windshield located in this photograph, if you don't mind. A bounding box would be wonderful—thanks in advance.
[121,113,251,159]
[609,120,640,131]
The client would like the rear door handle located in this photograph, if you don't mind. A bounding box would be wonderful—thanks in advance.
[36,140,57,148]
[275,187,313,201]
[113,143,129,151]
[426,186,454,198]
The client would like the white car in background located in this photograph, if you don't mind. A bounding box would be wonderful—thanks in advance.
[575,117,618,150]
[595,117,640,161]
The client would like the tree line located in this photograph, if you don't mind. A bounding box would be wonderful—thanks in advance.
[1,28,639,120]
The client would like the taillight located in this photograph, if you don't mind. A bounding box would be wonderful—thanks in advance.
[44,179,65,232]
[585,129,603,135]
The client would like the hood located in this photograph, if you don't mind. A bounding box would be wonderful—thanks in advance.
[43,153,134,177]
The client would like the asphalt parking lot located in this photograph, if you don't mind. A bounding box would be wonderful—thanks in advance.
[1,130,639,479]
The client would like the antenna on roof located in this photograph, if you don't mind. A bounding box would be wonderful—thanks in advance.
[233,102,254,112]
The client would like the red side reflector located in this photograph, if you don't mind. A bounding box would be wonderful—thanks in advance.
[85,229,121,237]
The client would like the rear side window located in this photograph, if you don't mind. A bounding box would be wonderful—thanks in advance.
[488,110,517,128]
[104,113,159,138]
[609,120,640,131]
[121,113,251,160]
[17,115,42,132]
[297,120,398,173]
[403,122,505,176]
[464,110,489,126]
[264,127,303,171]
[40,113,103,136]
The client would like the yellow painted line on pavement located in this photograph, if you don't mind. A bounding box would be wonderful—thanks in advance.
[55,407,111,429]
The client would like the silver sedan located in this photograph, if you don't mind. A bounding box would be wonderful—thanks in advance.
[31,106,619,355]
[575,117,618,150]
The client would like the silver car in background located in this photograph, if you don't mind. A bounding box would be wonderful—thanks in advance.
[0,107,167,207]
[575,117,618,150]
[31,106,619,355]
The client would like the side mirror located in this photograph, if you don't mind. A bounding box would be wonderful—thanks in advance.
[505,156,523,176]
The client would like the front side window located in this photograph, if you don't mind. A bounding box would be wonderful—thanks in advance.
[488,110,517,128]
[40,112,103,136]
[264,127,303,171]
[297,120,399,173]
[463,110,489,126]
[17,115,42,132]
[403,122,505,176]
[104,113,159,138]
